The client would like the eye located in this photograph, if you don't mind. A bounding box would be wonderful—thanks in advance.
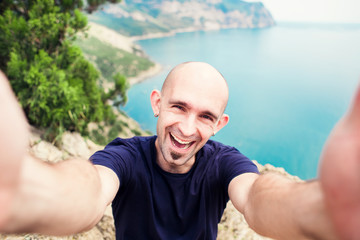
[172,105,185,111]
[201,114,214,122]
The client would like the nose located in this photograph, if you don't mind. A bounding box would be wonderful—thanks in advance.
[178,114,197,137]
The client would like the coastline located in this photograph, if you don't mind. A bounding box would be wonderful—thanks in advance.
[84,22,165,87]
[91,22,275,86]
[127,24,275,84]
[128,28,227,84]
[130,27,202,41]
[128,62,163,85]
[127,28,205,84]
[130,22,276,41]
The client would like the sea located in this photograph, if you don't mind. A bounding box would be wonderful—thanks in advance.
[122,22,360,180]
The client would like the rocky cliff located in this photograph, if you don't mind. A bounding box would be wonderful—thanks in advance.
[87,0,275,38]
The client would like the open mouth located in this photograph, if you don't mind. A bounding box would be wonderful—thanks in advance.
[170,132,194,150]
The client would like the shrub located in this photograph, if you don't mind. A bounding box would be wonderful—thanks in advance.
[0,0,124,142]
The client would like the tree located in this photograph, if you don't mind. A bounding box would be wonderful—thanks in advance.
[106,73,130,107]
[0,0,123,142]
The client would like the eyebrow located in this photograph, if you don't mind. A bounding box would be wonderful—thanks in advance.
[168,100,218,121]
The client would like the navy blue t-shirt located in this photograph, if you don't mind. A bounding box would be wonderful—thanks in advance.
[90,136,258,240]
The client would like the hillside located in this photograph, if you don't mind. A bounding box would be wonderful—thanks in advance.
[86,0,275,38]
[75,22,162,88]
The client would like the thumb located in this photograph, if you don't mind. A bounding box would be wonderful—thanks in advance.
[345,83,360,126]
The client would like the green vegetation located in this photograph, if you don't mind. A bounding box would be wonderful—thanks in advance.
[91,120,125,145]
[0,0,137,144]
[74,36,154,80]
[90,110,148,146]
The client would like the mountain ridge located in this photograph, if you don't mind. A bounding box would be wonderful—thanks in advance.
[87,0,275,37]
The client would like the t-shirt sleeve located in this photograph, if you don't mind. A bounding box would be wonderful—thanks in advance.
[219,146,259,191]
[89,139,134,186]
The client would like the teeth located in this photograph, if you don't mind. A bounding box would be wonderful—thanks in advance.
[170,133,191,144]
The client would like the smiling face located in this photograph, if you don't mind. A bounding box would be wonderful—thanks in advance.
[150,62,229,173]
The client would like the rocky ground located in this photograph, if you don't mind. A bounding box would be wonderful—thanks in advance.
[0,123,302,240]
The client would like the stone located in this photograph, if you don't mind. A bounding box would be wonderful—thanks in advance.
[60,132,91,159]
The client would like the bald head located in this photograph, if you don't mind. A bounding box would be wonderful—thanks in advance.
[161,62,229,113]
[150,62,230,173]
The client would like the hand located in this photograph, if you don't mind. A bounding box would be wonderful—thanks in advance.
[319,84,360,240]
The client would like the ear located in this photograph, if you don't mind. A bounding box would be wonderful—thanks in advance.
[214,113,229,134]
[150,90,161,115]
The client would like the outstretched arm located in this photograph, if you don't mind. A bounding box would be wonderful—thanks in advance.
[319,84,360,240]
[229,84,360,239]
[0,72,119,235]
[229,173,336,240]
[0,71,29,226]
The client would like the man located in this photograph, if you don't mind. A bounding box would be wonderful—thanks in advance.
[0,62,359,239]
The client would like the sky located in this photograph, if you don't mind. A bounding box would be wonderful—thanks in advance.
[246,0,360,23]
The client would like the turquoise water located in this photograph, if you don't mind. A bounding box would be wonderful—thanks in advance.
[123,22,360,179]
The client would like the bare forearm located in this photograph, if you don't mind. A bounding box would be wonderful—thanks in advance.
[244,173,336,240]
[0,73,111,235]
[0,72,29,219]
[1,155,105,235]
